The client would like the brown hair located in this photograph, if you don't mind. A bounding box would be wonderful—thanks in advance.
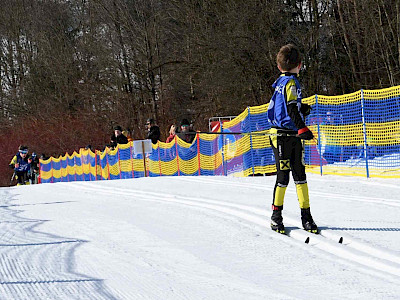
[276,44,301,71]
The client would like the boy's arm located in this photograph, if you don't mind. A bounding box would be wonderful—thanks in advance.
[285,80,313,140]
[9,156,17,169]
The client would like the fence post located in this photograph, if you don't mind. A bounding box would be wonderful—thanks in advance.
[214,128,218,175]
[50,157,54,183]
[38,161,41,184]
[221,122,227,176]
[247,107,255,176]
[117,146,122,179]
[74,154,77,182]
[106,149,111,180]
[60,156,63,183]
[95,151,98,180]
[158,141,162,176]
[88,151,92,181]
[66,156,69,182]
[197,132,201,176]
[79,149,84,181]
[130,142,135,178]
[175,136,180,176]
[360,89,370,178]
[315,94,323,176]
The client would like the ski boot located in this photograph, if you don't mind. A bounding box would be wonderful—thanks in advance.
[301,208,318,234]
[271,206,285,234]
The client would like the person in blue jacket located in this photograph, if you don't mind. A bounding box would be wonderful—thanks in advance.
[9,145,31,186]
[267,44,318,234]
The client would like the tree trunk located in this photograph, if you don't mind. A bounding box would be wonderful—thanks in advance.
[337,0,358,89]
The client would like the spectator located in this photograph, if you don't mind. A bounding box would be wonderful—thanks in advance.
[29,152,39,184]
[110,125,128,148]
[9,145,31,186]
[145,118,161,144]
[166,124,176,143]
[40,153,49,160]
[123,128,133,142]
[177,119,195,143]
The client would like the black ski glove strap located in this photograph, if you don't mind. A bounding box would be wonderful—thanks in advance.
[297,127,314,140]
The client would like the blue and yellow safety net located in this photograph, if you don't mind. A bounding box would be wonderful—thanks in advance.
[40,86,400,183]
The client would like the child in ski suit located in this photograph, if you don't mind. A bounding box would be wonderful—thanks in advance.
[9,146,31,186]
[267,44,318,234]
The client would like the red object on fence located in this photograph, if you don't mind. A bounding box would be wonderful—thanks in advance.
[210,121,221,132]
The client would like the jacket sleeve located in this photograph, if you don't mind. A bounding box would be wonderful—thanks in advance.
[9,156,17,169]
[287,103,306,130]
[285,79,306,130]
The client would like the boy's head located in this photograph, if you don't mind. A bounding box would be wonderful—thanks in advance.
[276,44,301,72]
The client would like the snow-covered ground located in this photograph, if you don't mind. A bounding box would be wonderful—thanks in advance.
[1,174,400,299]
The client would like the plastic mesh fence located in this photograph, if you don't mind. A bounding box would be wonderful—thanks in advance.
[39,86,400,182]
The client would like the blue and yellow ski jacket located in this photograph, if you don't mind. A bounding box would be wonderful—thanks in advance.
[267,73,303,131]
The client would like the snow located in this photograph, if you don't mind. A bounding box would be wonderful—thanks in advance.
[1,174,400,299]
[332,153,400,168]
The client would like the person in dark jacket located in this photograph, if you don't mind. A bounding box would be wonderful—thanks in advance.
[145,118,160,144]
[29,152,40,184]
[110,125,128,148]
[177,119,195,144]
[9,145,31,186]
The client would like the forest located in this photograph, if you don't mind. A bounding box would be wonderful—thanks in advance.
[1,0,400,186]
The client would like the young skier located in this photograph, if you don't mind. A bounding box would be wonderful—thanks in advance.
[267,44,318,234]
[9,145,31,186]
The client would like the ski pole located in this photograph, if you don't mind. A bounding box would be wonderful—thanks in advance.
[10,172,15,186]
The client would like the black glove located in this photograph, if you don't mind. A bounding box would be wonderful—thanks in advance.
[297,127,314,140]
[300,104,312,116]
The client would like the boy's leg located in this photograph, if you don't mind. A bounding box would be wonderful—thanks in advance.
[269,130,291,232]
[15,172,24,185]
[291,139,318,232]
[23,172,30,185]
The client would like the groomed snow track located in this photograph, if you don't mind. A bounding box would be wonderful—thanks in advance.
[0,190,117,300]
[71,179,400,281]
[1,175,400,299]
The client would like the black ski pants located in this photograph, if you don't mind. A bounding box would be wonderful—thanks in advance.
[269,128,309,209]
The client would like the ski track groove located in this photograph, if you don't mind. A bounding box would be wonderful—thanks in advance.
[70,182,400,283]
[0,190,116,300]
[177,177,400,207]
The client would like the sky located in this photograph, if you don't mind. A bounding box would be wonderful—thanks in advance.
[0,174,399,299]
